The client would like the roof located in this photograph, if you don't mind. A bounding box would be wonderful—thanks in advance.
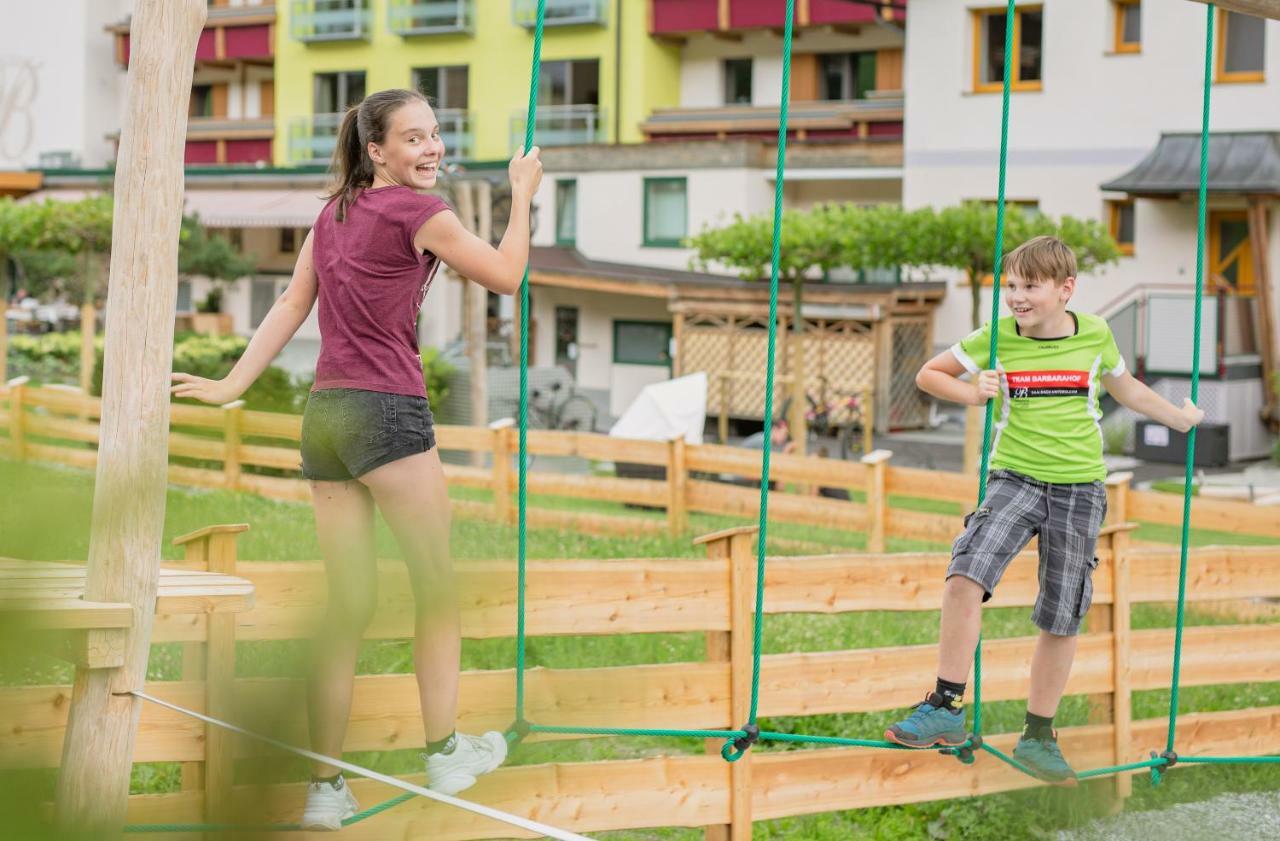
[1101,132,1280,195]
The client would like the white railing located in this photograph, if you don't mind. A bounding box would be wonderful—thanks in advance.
[510,104,605,148]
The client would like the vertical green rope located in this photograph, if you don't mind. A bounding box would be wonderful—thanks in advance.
[514,0,547,724]
[1165,1,1213,755]
[970,0,1017,739]
[745,0,796,727]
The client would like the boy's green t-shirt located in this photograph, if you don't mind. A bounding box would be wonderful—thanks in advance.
[951,312,1125,484]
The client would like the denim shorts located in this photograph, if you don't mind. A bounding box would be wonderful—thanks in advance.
[947,469,1108,636]
[300,388,436,481]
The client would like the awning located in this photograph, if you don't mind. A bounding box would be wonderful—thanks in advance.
[1101,132,1280,195]
[182,188,328,228]
[18,187,327,228]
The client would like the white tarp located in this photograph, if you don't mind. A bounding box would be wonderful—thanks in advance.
[609,372,707,445]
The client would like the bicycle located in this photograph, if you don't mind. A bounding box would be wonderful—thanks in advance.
[779,377,871,461]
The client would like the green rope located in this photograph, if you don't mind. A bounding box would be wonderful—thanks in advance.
[514,0,546,727]
[1165,0,1213,757]
[123,792,416,833]
[969,0,1017,741]
[747,0,796,726]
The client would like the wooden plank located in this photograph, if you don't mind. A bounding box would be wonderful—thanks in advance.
[0,599,134,630]
[236,409,301,440]
[23,387,97,415]
[235,472,310,502]
[166,464,228,490]
[115,707,1280,840]
[168,402,225,430]
[168,431,226,462]
[686,443,868,486]
[1128,545,1280,601]
[26,442,97,470]
[22,414,99,444]
[885,508,965,544]
[687,479,870,531]
[221,559,730,641]
[885,465,976,505]
[435,423,494,453]
[526,472,669,507]
[1130,489,1280,538]
[443,464,495,488]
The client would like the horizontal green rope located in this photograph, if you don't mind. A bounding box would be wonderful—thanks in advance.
[1178,755,1280,765]
[979,743,1040,779]
[1074,758,1169,780]
[530,724,747,740]
[124,792,415,833]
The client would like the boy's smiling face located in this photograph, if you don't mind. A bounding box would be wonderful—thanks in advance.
[1004,271,1075,336]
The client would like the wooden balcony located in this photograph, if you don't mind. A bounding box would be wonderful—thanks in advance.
[641,97,903,143]
[109,4,275,67]
[650,0,903,38]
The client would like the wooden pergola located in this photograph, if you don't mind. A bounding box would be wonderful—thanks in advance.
[1189,0,1280,17]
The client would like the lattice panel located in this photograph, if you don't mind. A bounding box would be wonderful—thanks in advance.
[890,317,931,428]
[683,326,731,415]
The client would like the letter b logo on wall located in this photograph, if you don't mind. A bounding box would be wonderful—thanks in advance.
[0,59,39,164]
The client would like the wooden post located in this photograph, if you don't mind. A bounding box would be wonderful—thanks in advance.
[695,526,758,841]
[1104,471,1134,801]
[490,418,515,525]
[173,524,248,827]
[471,179,493,460]
[861,449,892,553]
[667,435,688,536]
[221,400,244,490]
[1247,198,1276,427]
[718,373,730,444]
[861,387,874,455]
[7,376,27,461]
[54,1,207,833]
[79,302,97,398]
[873,318,893,434]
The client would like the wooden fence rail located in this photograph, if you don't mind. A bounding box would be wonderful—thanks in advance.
[3,516,1280,838]
[4,382,1278,547]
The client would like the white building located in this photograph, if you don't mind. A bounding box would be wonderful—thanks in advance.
[902,0,1280,458]
[0,0,131,171]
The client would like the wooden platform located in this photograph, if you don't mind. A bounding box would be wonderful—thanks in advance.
[0,559,255,668]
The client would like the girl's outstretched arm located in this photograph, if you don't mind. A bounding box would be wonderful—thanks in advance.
[171,231,318,405]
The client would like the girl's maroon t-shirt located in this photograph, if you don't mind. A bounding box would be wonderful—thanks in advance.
[310,185,449,399]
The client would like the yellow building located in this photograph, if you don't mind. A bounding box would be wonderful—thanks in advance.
[274,0,682,165]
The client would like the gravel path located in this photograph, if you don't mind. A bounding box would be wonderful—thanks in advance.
[1059,791,1280,841]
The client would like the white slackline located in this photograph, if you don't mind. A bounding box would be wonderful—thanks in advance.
[126,689,596,841]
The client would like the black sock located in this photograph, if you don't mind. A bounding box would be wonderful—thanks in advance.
[427,731,458,755]
[929,677,966,711]
[1024,711,1055,740]
[310,773,342,789]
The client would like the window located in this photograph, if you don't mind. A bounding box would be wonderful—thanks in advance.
[972,6,1043,93]
[723,58,753,104]
[313,71,366,114]
[1108,199,1135,256]
[279,228,297,253]
[819,52,877,101]
[555,180,577,247]
[190,84,214,118]
[1218,10,1266,83]
[555,306,579,375]
[1113,0,1140,53]
[250,277,279,328]
[412,65,469,109]
[614,321,673,367]
[176,279,192,313]
[538,60,600,106]
[643,177,687,248]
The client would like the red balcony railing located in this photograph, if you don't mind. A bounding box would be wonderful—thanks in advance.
[111,5,275,66]
[651,0,902,36]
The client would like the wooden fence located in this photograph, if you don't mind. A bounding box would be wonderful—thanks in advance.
[4,512,1280,839]
[4,380,1280,548]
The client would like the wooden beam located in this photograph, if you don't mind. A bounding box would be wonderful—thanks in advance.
[1186,0,1280,20]
[1247,198,1277,426]
[527,270,672,299]
[53,1,207,834]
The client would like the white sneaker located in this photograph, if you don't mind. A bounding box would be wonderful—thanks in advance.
[423,731,508,796]
[300,775,359,831]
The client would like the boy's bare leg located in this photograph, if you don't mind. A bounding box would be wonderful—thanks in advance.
[937,575,986,684]
[1027,630,1078,717]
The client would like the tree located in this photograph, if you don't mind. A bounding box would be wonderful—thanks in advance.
[927,202,1121,329]
[178,217,256,312]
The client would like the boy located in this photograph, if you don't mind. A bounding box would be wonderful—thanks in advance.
[884,236,1203,783]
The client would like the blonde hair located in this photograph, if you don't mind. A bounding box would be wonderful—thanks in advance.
[1003,235,1077,283]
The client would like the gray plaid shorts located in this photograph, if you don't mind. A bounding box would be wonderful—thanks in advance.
[948,469,1108,636]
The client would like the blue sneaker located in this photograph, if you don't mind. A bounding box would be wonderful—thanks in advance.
[884,694,967,748]
[1013,730,1077,785]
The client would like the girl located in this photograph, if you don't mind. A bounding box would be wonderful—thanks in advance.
[171,88,543,831]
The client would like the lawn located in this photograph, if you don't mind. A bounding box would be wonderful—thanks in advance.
[2,455,1279,840]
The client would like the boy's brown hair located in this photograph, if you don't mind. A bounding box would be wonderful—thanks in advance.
[1003,235,1077,283]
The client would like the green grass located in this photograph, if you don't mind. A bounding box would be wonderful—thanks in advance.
[2,456,1280,840]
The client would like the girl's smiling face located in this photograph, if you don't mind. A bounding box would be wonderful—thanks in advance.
[368,100,445,190]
